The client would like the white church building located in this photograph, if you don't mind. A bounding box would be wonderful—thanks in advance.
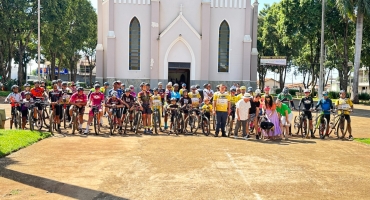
[96,0,259,88]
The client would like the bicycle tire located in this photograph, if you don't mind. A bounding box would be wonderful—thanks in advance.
[72,113,77,134]
[28,110,34,131]
[49,110,54,135]
[300,117,307,138]
[293,116,300,135]
[179,114,184,134]
[202,117,210,136]
[123,114,129,134]
[319,117,328,139]
[109,116,114,135]
[134,112,142,135]
[43,108,50,129]
[14,112,20,129]
[35,110,43,131]
[93,114,100,135]
[190,115,198,134]
[336,117,348,139]
[174,117,179,135]
[63,108,67,129]
[153,111,158,134]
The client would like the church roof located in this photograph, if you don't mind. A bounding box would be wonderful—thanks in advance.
[159,11,201,40]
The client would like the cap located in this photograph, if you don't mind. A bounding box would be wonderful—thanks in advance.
[240,86,246,90]
[182,83,186,86]
[304,89,310,93]
[243,93,252,98]
[158,82,163,86]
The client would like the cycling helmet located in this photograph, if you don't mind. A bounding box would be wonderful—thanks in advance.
[111,91,118,97]
[170,97,177,101]
[146,83,150,86]
[173,84,179,87]
[117,80,122,84]
[140,82,145,87]
[255,89,261,94]
[182,89,188,93]
[247,87,253,92]
[57,79,62,83]
[196,85,200,89]
[104,82,109,86]
[264,86,270,91]
[322,91,328,96]
[304,89,310,93]
[283,87,289,94]
[95,81,100,84]
[125,88,131,92]
[339,90,346,94]
[24,83,30,87]
[158,82,163,86]
[191,85,197,90]
[203,83,208,88]
[25,92,31,95]
[41,81,45,84]
[182,83,186,87]
[153,87,158,91]
[34,80,40,84]
[129,85,134,89]
[77,87,84,91]
[240,86,246,90]
[62,81,68,86]
[230,88,236,92]
[51,80,57,85]
[11,85,19,90]
[94,84,101,89]
[121,83,125,86]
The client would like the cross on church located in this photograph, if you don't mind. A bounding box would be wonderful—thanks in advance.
[180,4,183,14]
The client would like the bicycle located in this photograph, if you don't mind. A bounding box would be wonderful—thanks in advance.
[8,102,21,129]
[312,109,328,139]
[152,107,162,134]
[168,107,183,135]
[49,102,62,135]
[71,106,83,135]
[90,105,102,135]
[122,106,133,135]
[199,111,211,136]
[34,99,50,131]
[329,105,352,139]
[107,104,121,135]
[60,98,69,129]
[24,102,36,131]
[132,104,143,135]
[293,109,310,138]
[184,108,199,134]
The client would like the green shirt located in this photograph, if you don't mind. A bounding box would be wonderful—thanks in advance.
[276,103,291,116]
[277,93,293,102]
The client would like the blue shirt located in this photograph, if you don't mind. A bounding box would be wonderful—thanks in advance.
[171,91,180,101]
[316,98,333,114]
[108,89,123,99]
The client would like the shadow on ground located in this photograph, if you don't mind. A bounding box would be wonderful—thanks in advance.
[0,157,128,200]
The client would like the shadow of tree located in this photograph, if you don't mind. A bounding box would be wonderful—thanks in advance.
[0,157,129,200]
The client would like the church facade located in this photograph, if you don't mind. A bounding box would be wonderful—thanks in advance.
[96,0,259,88]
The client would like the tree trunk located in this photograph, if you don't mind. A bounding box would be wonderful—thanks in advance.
[351,12,364,103]
[17,41,24,86]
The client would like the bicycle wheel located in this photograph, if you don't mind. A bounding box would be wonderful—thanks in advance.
[93,114,100,135]
[190,115,199,134]
[134,112,142,135]
[28,110,34,131]
[14,112,20,129]
[227,116,233,137]
[123,114,129,134]
[153,111,158,134]
[71,113,77,134]
[300,117,307,138]
[108,116,114,135]
[43,108,50,129]
[174,117,179,135]
[336,117,348,139]
[35,110,43,131]
[202,117,210,136]
[63,108,67,129]
[49,111,54,135]
[318,117,328,139]
[293,116,300,135]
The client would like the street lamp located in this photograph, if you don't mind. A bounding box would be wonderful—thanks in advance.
[274,68,278,89]
[319,0,326,99]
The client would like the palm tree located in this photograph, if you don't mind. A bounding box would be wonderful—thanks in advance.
[336,0,370,103]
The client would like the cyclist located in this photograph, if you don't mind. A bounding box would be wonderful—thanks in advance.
[298,89,315,138]
[5,85,23,129]
[315,91,334,135]
[179,83,187,96]
[84,84,105,134]
[137,83,153,134]
[203,83,214,102]
[103,82,110,97]
[167,97,179,134]
[70,82,78,93]
[277,87,296,110]
[179,89,192,120]
[121,88,135,131]
[234,93,252,139]
[129,85,136,98]
[21,92,34,129]
[249,94,261,139]
[158,82,166,116]
[120,82,126,91]
[61,82,73,123]
[235,87,241,96]
[57,79,63,89]
[89,81,105,99]
[335,90,354,140]
[189,85,202,123]
[21,83,32,99]
[146,83,153,94]
[69,87,87,132]
[229,88,238,134]
[171,84,181,101]
[237,86,247,102]
[163,83,173,129]
[40,81,46,90]
[48,83,63,133]
[151,88,162,131]
[201,97,213,126]
[106,91,127,133]
[247,86,254,96]
[213,84,231,137]
[30,80,48,120]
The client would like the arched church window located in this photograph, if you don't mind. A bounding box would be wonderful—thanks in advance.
[218,20,230,72]
[129,17,140,70]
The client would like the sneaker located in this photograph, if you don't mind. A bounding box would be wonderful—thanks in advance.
[148,130,153,134]
[214,132,219,137]
[143,130,147,134]
[164,126,168,130]
[243,136,249,140]
[348,135,353,140]
[83,130,89,135]
[256,135,260,140]
[246,135,251,138]
[234,135,238,139]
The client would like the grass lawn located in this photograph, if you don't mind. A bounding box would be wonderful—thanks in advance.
[0,130,51,157]
[0,91,11,97]
[354,138,370,145]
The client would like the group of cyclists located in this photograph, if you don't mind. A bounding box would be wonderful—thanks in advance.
[4,79,354,140]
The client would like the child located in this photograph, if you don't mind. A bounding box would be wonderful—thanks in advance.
[5,85,23,129]
[151,88,162,131]
[21,92,35,129]
[167,97,179,133]
[201,97,213,122]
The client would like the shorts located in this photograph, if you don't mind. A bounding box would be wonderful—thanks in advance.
[323,114,330,124]
[281,112,294,126]
[248,113,256,122]
[230,109,235,120]
[123,107,129,114]
[21,109,28,118]
[51,104,63,117]
[142,104,152,114]
[343,114,351,123]
[35,102,43,111]
[70,105,85,115]
[89,105,102,116]
[109,108,122,118]
[203,112,211,120]
[303,111,313,120]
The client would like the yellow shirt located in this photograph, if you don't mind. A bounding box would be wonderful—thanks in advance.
[335,98,353,115]
[201,104,213,113]
[230,95,238,107]
[213,92,230,112]
[151,95,162,109]
[179,88,186,96]
[236,93,245,102]
[188,92,201,108]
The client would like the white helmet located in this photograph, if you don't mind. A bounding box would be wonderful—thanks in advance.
[255,89,261,94]
[304,89,310,93]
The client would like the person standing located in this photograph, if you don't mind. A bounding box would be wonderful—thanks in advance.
[276,99,293,140]
[234,93,252,139]
[213,84,231,137]
[249,94,261,139]
[298,89,315,138]
[263,95,281,140]
[315,91,334,137]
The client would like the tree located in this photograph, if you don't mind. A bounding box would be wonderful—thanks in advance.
[337,0,370,103]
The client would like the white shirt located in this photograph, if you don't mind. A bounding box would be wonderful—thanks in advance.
[235,99,251,120]
[6,92,23,103]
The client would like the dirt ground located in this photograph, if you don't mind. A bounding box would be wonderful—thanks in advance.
[0,103,370,200]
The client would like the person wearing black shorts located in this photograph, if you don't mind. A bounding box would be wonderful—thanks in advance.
[106,91,127,133]
[179,90,192,120]
[298,89,315,138]
[21,92,34,129]
[137,83,153,134]
[249,94,261,139]
[49,83,63,132]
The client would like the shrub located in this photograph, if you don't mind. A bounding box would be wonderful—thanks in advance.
[328,91,339,99]
[3,79,18,91]
[359,93,370,100]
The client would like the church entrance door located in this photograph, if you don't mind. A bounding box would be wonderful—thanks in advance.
[168,62,190,89]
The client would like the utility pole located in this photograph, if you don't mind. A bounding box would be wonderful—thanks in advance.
[37,0,41,80]
[319,0,325,99]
